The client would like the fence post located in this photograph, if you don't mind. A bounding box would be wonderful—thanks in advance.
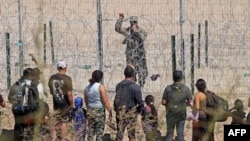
[190,34,194,94]
[205,20,208,67]
[49,21,55,64]
[198,23,201,68]
[171,35,176,73]
[6,33,11,90]
[18,0,23,77]
[182,39,185,82]
[180,0,185,83]
[44,23,46,64]
[96,0,103,72]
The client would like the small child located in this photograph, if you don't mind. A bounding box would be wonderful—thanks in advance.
[229,99,247,125]
[141,95,159,141]
[71,97,87,141]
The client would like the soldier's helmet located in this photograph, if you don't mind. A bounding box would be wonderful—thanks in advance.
[130,16,138,24]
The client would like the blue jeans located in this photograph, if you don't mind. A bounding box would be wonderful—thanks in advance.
[166,115,186,141]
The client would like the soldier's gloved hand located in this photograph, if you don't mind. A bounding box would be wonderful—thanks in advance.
[119,13,124,19]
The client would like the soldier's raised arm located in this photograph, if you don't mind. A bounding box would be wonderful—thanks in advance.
[115,13,128,35]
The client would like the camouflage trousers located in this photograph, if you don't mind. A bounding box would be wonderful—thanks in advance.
[86,107,105,141]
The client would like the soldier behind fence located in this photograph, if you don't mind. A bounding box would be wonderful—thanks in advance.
[115,13,148,87]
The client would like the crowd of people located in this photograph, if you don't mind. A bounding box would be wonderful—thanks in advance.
[1,61,249,141]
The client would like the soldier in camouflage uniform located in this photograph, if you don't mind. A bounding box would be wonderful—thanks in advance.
[115,13,148,87]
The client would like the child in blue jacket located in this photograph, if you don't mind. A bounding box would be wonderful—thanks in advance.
[71,97,87,141]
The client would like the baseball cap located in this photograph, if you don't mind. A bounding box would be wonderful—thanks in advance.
[57,60,67,69]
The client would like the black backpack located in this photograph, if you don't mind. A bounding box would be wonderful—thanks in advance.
[114,81,134,112]
[8,80,39,115]
[205,90,229,122]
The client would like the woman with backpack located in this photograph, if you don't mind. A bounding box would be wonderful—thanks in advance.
[84,70,112,141]
[187,79,217,141]
[189,79,208,141]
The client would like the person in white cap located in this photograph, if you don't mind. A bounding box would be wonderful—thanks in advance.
[48,60,74,141]
[115,13,148,88]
